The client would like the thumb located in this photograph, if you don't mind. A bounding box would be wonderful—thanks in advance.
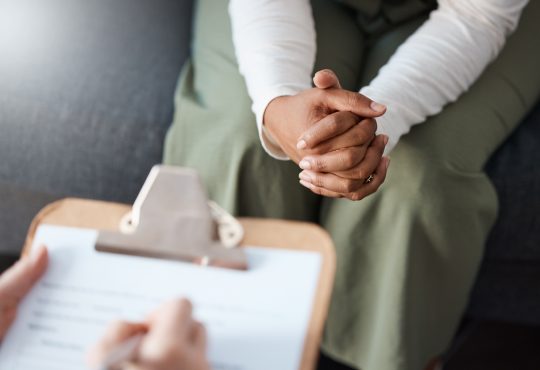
[0,245,48,339]
[314,70,387,117]
[313,69,341,89]
[325,89,387,118]
[0,245,48,302]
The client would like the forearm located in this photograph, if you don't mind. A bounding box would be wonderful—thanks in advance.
[229,0,316,159]
[361,0,529,153]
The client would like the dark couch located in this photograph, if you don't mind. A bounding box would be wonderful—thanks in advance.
[0,0,193,258]
[0,0,539,363]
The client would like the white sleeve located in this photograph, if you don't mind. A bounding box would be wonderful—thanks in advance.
[229,0,315,160]
[229,0,529,159]
[361,0,529,154]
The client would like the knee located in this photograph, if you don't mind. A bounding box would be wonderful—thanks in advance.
[372,146,498,275]
[381,144,498,223]
[382,144,443,202]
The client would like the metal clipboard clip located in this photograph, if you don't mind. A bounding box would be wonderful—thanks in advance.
[95,166,248,270]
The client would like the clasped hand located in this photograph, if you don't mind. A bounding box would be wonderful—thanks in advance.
[264,69,390,201]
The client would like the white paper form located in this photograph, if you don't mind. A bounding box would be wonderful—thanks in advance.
[0,225,322,370]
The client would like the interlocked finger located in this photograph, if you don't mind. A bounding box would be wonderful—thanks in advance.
[325,89,386,118]
[335,134,387,180]
[299,146,367,173]
[300,157,391,201]
[343,157,390,201]
[309,119,377,155]
[299,179,344,198]
[300,170,365,194]
[298,111,360,150]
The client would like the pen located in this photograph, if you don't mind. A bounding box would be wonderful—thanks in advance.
[97,333,144,370]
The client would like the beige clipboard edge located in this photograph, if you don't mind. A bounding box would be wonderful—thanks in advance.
[22,198,337,370]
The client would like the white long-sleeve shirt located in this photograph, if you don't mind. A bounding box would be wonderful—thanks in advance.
[229,0,528,159]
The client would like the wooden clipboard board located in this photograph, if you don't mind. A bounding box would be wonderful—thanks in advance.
[22,197,336,370]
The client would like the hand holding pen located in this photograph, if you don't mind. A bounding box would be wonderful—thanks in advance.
[88,299,209,370]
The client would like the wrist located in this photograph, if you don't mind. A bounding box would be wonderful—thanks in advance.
[261,95,292,158]
[263,95,289,136]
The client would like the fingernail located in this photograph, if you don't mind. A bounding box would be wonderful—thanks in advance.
[383,135,389,146]
[370,101,386,113]
[299,159,311,170]
[299,180,313,189]
[297,140,307,150]
[299,171,312,182]
[385,157,391,169]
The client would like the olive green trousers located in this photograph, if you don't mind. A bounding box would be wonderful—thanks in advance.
[164,1,540,369]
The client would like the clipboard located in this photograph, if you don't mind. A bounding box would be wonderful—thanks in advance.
[21,166,336,370]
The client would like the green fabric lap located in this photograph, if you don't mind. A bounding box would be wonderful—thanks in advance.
[164,0,540,369]
[320,2,540,369]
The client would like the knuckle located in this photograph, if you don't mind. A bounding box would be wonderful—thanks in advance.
[314,157,327,171]
[313,175,324,188]
[363,118,377,134]
[354,126,371,144]
[347,92,361,107]
[353,168,366,181]
[301,132,312,144]
[344,110,357,120]
[343,180,357,193]
[341,151,356,168]
[343,113,357,127]
[325,116,339,132]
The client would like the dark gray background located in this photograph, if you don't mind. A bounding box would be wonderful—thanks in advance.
[0,0,193,255]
